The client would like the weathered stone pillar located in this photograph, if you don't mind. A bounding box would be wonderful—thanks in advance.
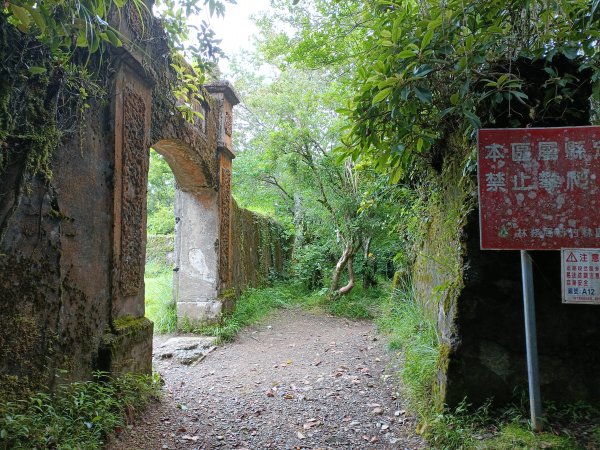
[207,82,240,297]
[173,189,220,322]
[99,17,155,375]
[173,82,240,324]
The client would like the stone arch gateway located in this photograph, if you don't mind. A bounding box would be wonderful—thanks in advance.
[0,11,287,398]
[152,83,241,324]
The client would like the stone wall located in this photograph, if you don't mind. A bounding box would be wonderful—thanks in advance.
[0,7,278,399]
[226,200,288,311]
[0,98,118,396]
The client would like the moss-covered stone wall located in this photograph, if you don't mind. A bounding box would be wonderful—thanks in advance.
[226,200,288,310]
[0,8,225,400]
[414,135,600,409]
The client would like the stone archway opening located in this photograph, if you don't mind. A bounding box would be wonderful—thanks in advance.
[144,148,178,332]
[148,137,221,328]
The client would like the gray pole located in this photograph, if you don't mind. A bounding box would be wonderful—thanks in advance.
[520,250,543,431]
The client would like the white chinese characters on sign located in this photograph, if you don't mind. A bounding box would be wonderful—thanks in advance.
[479,127,600,250]
[483,140,599,194]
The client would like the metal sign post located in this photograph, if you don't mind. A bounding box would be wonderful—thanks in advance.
[520,250,543,431]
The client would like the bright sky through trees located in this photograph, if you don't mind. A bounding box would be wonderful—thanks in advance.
[210,0,271,75]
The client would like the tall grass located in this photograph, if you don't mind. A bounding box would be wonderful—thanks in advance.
[184,283,301,342]
[144,239,176,334]
[378,280,600,449]
[377,281,439,413]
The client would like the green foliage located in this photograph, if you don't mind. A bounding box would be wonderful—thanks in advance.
[424,400,600,449]
[291,241,333,289]
[261,0,600,181]
[231,56,405,293]
[145,269,176,334]
[3,0,140,54]
[0,372,161,449]
[2,0,231,65]
[186,283,301,342]
[144,234,176,333]
[2,0,233,142]
[305,281,387,320]
[0,15,105,181]
[147,149,176,235]
[377,281,439,412]
[375,279,600,448]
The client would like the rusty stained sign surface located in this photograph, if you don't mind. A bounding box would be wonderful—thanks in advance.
[478,126,600,250]
[561,249,600,304]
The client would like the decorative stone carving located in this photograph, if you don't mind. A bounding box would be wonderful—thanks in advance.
[120,87,148,296]
[219,167,232,282]
[224,111,233,137]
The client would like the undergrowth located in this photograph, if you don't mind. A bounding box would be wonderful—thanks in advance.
[181,281,388,342]
[0,372,161,450]
[304,282,388,320]
[181,283,302,342]
[424,398,600,449]
[145,259,176,333]
[377,281,439,415]
[378,279,600,449]
[144,235,177,334]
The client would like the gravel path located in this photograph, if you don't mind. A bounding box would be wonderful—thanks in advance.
[107,307,426,449]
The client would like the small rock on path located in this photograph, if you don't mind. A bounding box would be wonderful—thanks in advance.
[107,307,426,449]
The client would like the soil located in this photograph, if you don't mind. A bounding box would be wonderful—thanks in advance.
[106,307,426,449]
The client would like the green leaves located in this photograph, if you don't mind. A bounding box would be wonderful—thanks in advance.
[413,86,432,104]
[397,49,417,59]
[253,0,600,184]
[28,66,47,75]
[372,88,392,104]
[8,4,31,32]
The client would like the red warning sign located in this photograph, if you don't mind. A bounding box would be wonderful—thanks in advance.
[478,126,600,250]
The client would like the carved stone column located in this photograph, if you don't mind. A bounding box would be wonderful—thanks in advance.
[206,82,240,311]
[101,56,154,376]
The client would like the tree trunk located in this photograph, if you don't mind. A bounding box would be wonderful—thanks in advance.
[336,255,356,296]
[329,240,353,294]
[292,194,304,251]
[362,236,377,289]
[330,238,359,298]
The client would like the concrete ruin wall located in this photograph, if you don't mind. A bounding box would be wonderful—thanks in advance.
[414,158,600,408]
[226,201,288,310]
[414,58,600,409]
[0,9,287,399]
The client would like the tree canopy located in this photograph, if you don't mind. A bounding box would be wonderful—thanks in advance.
[258,0,600,182]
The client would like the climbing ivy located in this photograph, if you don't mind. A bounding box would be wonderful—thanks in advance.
[0,16,105,181]
[0,0,231,181]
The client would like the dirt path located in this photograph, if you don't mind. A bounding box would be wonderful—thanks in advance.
[107,307,425,449]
